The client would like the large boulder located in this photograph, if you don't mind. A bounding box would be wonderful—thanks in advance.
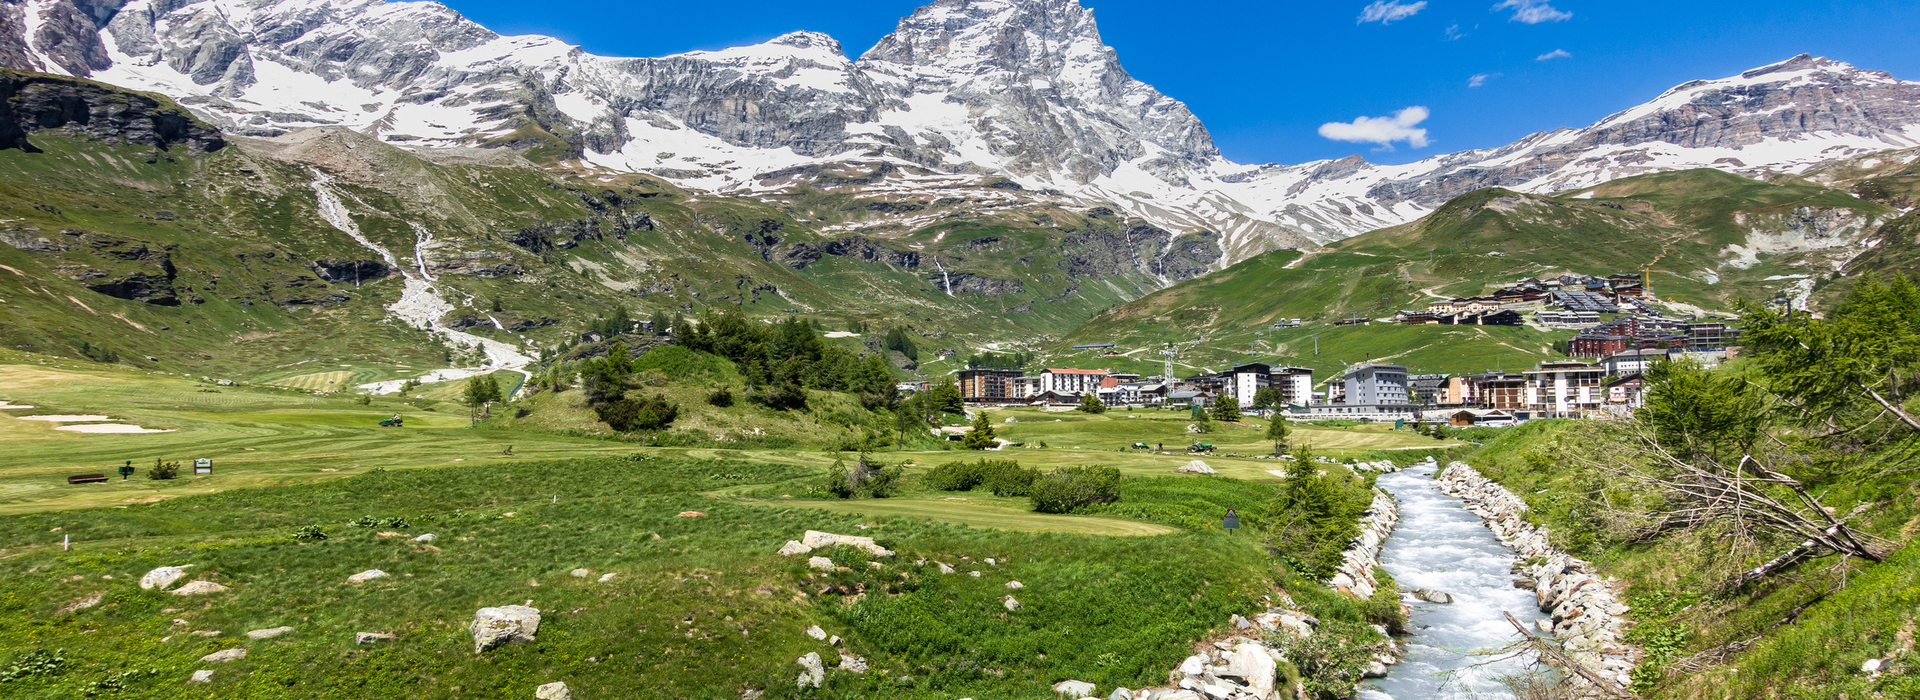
[140,565,193,590]
[777,540,813,557]
[245,626,294,640]
[172,581,228,596]
[534,681,572,699]
[1221,643,1276,698]
[1177,460,1217,474]
[801,530,895,557]
[1052,679,1095,697]
[470,605,541,653]
[796,652,825,688]
[347,569,389,583]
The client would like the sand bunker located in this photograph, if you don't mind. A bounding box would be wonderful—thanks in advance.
[54,424,174,434]
[0,402,33,409]
[17,415,111,422]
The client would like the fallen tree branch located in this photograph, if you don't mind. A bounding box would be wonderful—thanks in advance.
[1503,612,1644,700]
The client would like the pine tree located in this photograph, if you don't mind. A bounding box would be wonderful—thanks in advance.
[962,412,997,450]
[1076,391,1107,414]
[1210,396,1241,423]
[1266,416,1290,456]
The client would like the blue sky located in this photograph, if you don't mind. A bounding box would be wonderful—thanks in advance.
[438,0,1920,166]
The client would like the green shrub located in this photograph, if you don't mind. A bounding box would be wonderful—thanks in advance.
[146,459,179,481]
[985,463,1041,497]
[706,386,734,407]
[290,525,328,541]
[925,458,1019,491]
[1029,466,1123,513]
[0,648,64,682]
[596,393,680,431]
[757,382,808,410]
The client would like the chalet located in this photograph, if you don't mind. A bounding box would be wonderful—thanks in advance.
[1607,373,1648,408]
[1448,408,1516,426]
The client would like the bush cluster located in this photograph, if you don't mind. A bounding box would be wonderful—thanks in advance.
[925,458,1040,497]
[821,453,904,499]
[1028,466,1123,514]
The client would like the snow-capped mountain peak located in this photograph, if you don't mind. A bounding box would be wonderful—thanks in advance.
[5,1,1920,267]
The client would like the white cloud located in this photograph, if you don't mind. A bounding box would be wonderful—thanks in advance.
[1358,0,1427,24]
[1468,73,1499,87]
[1536,49,1572,61]
[1492,0,1573,24]
[1318,106,1432,150]
[1444,23,1467,40]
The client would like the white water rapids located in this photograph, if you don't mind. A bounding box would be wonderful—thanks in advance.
[1362,464,1552,699]
[307,170,533,395]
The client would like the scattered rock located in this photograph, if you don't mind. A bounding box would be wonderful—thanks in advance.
[347,569,389,583]
[172,581,228,596]
[1177,460,1217,474]
[778,541,812,557]
[191,630,220,637]
[807,557,835,572]
[1363,660,1389,678]
[413,534,437,542]
[838,654,868,673]
[535,681,572,700]
[1864,658,1884,674]
[805,625,827,640]
[1108,688,1134,700]
[796,652,825,689]
[355,632,396,644]
[937,562,955,574]
[569,568,592,578]
[140,565,193,590]
[1003,595,1023,611]
[188,670,214,683]
[199,648,246,663]
[1052,680,1095,697]
[969,571,982,578]
[60,593,103,613]
[471,605,541,653]
[598,573,616,583]
[677,511,704,518]
[245,626,294,640]
[1005,580,1024,589]
[1409,588,1454,604]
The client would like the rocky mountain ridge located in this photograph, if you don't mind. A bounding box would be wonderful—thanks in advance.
[3,0,1920,269]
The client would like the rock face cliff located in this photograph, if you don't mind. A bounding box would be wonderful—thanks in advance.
[1,0,1918,265]
[0,67,222,151]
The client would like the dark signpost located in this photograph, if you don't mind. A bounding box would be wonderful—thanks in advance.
[118,460,134,480]
[1223,509,1240,534]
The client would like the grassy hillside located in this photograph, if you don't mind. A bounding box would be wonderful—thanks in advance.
[0,72,1227,387]
[1059,168,1896,377]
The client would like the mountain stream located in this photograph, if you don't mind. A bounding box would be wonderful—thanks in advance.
[306,170,534,395]
[1361,463,1551,699]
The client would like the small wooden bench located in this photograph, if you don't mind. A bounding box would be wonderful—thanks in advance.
[67,473,109,485]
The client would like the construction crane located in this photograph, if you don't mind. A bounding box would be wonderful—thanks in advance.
[1641,267,1674,301]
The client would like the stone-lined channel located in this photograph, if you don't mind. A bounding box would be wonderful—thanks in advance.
[1360,461,1551,699]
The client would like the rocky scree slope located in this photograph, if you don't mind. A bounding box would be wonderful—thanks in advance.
[4,1,1920,265]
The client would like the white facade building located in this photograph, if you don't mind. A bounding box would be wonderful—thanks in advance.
[1340,364,1409,405]
[1040,368,1108,394]
[1270,366,1314,407]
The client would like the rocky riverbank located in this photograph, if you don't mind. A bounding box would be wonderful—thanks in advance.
[1436,461,1641,691]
